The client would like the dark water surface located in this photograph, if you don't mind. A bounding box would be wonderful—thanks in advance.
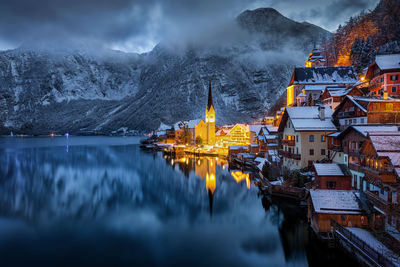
[0,136,356,266]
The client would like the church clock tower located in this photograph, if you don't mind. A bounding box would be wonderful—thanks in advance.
[205,80,215,145]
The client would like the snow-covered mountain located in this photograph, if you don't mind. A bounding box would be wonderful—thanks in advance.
[0,8,330,135]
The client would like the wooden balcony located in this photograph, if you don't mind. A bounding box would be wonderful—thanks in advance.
[281,139,295,146]
[363,167,396,183]
[348,163,396,183]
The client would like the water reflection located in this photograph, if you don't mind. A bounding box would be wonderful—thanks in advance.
[162,154,254,217]
[0,137,357,266]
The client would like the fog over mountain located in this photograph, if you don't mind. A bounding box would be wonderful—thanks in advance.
[0,8,330,135]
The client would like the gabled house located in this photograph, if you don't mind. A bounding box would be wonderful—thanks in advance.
[257,126,278,157]
[278,106,337,170]
[335,125,400,190]
[313,163,352,190]
[215,124,250,148]
[286,66,358,106]
[365,54,400,97]
[308,190,368,237]
[321,86,363,111]
[332,95,400,130]
[353,133,400,231]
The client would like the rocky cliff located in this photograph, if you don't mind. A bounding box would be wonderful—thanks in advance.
[0,8,330,134]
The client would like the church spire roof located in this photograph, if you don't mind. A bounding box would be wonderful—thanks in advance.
[207,80,214,110]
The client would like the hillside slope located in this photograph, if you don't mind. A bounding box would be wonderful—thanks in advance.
[0,8,330,134]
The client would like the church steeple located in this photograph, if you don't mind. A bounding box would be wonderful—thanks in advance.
[205,79,215,145]
[207,80,213,111]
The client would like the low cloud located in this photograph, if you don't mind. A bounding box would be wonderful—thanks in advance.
[0,0,380,53]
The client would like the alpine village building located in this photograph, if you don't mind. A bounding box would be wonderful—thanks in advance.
[366,54,400,97]
[278,106,336,170]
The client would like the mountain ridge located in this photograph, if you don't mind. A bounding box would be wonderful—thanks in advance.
[0,7,330,135]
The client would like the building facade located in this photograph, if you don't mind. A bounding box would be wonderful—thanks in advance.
[366,54,400,97]
[278,106,337,171]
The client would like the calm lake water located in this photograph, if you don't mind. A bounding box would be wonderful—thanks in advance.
[0,136,357,266]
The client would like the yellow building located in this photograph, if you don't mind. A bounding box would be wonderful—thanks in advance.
[205,80,215,145]
[215,124,250,148]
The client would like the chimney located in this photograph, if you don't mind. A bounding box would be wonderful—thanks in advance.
[319,106,325,121]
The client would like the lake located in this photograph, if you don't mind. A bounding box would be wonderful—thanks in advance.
[0,136,357,266]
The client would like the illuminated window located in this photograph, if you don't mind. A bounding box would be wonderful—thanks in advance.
[386,103,393,111]
[321,135,326,142]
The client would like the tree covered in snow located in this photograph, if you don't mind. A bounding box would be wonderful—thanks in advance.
[350,37,375,72]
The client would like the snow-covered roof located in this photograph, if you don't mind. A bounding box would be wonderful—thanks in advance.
[327,87,350,97]
[328,132,341,137]
[297,92,306,97]
[157,122,171,131]
[255,157,269,164]
[285,106,337,131]
[378,152,400,166]
[375,54,400,70]
[186,119,202,129]
[314,163,350,176]
[291,67,357,85]
[309,190,363,214]
[303,85,326,91]
[174,121,185,131]
[265,125,278,133]
[368,134,400,172]
[351,125,400,137]
[264,135,277,140]
[370,134,400,152]
[249,124,263,134]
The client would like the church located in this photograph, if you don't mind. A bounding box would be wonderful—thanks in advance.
[173,80,216,146]
[205,80,216,145]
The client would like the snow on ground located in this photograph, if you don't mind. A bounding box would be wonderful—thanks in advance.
[346,227,400,266]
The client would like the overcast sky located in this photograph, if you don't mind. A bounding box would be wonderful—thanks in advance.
[0,0,379,53]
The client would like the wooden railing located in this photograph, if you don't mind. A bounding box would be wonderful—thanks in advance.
[365,191,388,210]
[348,163,395,183]
[331,220,395,267]
[281,139,295,146]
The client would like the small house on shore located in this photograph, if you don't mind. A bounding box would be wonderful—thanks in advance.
[313,163,352,190]
[308,189,369,238]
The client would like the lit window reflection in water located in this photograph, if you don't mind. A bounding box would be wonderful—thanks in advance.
[0,136,360,266]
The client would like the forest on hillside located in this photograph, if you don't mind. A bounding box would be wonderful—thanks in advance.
[322,0,400,72]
